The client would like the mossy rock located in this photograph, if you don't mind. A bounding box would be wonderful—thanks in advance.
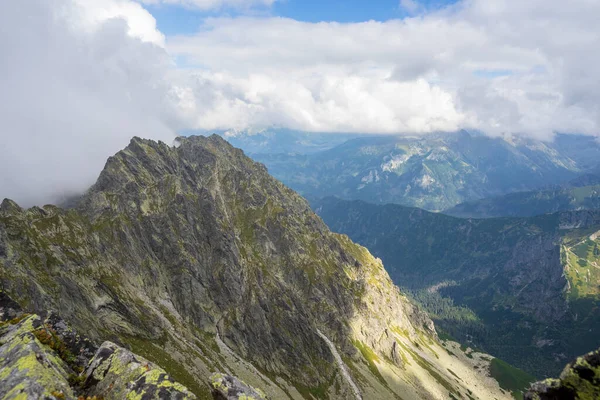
[209,372,267,400]
[525,348,600,400]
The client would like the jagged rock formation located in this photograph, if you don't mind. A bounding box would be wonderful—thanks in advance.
[0,315,76,399]
[0,299,195,399]
[0,135,511,399]
[525,348,600,399]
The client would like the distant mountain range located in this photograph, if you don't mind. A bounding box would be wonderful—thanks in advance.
[225,129,600,211]
[314,197,600,379]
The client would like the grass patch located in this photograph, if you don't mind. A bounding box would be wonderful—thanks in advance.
[353,340,388,387]
[489,357,535,399]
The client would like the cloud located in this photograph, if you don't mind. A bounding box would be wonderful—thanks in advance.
[168,0,600,138]
[136,0,277,11]
[2,0,600,205]
[399,0,420,14]
[176,70,463,133]
[0,0,180,206]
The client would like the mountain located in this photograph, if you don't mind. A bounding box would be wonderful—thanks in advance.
[446,174,600,218]
[551,134,600,172]
[314,197,600,379]
[250,131,598,211]
[0,135,512,399]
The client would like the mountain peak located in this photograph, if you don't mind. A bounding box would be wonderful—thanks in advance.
[1,135,513,399]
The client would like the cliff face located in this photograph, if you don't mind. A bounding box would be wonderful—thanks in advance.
[0,135,510,399]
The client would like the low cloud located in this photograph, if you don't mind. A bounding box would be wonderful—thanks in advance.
[0,0,179,206]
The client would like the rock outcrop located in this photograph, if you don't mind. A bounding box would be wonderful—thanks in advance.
[83,341,195,399]
[210,373,266,400]
[525,348,600,400]
[0,315,76,399]
[0,297,195,400]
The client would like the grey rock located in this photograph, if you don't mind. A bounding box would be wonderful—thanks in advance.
[0,315,76,400]
[210,373,266,400]
[83,341,196,399]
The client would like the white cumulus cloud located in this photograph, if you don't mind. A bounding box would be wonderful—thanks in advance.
[168,0,600,138]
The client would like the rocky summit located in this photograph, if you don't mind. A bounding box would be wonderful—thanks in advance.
[1,135,512,399]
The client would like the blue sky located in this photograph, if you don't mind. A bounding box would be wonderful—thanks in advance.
[147,0,459,36]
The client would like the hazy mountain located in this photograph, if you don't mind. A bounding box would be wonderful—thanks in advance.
[0,136,513,399]
[445,174,600,218]
[314,197,600,379]
[250,131,598,211]
[189,128,363,155]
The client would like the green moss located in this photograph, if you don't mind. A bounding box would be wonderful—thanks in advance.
[6,313,31,325]
[33,326,77,366]
[293,380,330,400]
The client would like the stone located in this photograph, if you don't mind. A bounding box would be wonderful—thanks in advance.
[210,373,266,400]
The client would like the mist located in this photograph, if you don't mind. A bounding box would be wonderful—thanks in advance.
[0,0,177,206]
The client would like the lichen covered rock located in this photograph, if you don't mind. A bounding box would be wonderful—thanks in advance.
[525,348,600,400]
[0,304,196,400]
[210,373,266,400]
[0,314,76,399]
[84,341,196,399]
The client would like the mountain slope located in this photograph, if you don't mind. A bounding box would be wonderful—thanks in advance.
[0,135,509,399]
[446,174,600,218]
[314,197,600,379]
[252,131,590,211]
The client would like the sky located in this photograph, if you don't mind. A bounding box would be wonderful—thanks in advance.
[1,0,600,205]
